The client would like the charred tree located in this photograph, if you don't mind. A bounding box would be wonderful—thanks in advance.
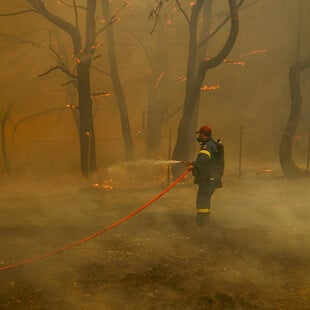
[279,53,310,177]
[26,0,97,177]
[101,0,134,161]
[0,104,13,176]
[172,0,239,170]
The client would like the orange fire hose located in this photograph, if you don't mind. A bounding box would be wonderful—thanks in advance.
[0,167,191,271]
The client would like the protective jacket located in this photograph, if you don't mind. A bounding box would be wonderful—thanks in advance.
[192,137,218,182]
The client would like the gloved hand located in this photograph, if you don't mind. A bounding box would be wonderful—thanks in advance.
[181,161,193,168]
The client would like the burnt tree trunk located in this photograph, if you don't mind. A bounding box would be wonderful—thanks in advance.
[173,0,239,168]
[77,60,96,176]
[1,104,13,176]
[190,0,214,156]
[101,0,134,161]
[279,53,310,177]
[27,0,97,177]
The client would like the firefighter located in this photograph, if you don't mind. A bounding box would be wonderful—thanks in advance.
[188,125,220,225]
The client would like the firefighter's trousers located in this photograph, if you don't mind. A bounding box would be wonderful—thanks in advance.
[196,179,217,224]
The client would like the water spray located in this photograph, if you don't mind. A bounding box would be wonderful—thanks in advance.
[107,159,183,174]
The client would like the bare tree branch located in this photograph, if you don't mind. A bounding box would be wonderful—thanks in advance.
[175,0,190,25]
[96,1,130,37]
[11,107,68,143]
[37,65,77,79]
[72,0,80,32]
[197,0,245,48]
[91,66,110,76]
[0,9,37,17]
[26,0,81,53]
[0,33,41,47]
[57,0,86,10]
[149,0,169,34]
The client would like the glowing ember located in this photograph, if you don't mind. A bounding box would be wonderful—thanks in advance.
[256,168,274,175]
[201,85,220,91]
[223,59,245,66]
[66,104,78,109]
[240,49,268,58]
[91,43,100,49]
[92,179,113,190]
[153,72,164,88]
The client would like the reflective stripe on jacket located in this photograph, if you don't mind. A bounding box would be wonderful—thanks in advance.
[192,138,217,180]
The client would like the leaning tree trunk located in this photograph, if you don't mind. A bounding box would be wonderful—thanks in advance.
[1,104,13,176]
[173,0,239,167]
[77,1,97,177]
[279,53,310,177]
[101,0,134,161]
[189,0,214,157]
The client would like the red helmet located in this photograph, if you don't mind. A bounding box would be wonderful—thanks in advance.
[196,125,212,136]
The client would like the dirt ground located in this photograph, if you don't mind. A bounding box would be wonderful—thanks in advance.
[0,167,309,309]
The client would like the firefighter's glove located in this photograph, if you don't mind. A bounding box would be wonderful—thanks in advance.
[181,161,193,169]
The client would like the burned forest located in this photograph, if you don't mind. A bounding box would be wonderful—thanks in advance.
[0,1,309,309]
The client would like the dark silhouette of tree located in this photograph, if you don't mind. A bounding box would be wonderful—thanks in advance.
[23,0,98,177]
[100,0,134,161]
[279,53,310,177]
[1,1,130,176]
[279,0,309,178]
[171,0,239,174]
[0,104,13,176]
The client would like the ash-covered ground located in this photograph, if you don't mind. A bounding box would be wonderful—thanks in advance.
[0,164,309,309]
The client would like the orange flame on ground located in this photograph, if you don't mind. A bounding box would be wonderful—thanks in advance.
[66,104,78,109]
[92,180,113,190]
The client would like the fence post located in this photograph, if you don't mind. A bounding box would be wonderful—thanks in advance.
[167,128,172,186]
[238,125,243,177]
[86,131,91,176]
[307,127,310,172]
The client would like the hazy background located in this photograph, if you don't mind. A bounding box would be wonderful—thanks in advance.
[0,0,309,177]
[0,2,309,309]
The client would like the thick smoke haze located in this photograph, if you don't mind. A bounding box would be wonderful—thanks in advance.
[0,1,309,309]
